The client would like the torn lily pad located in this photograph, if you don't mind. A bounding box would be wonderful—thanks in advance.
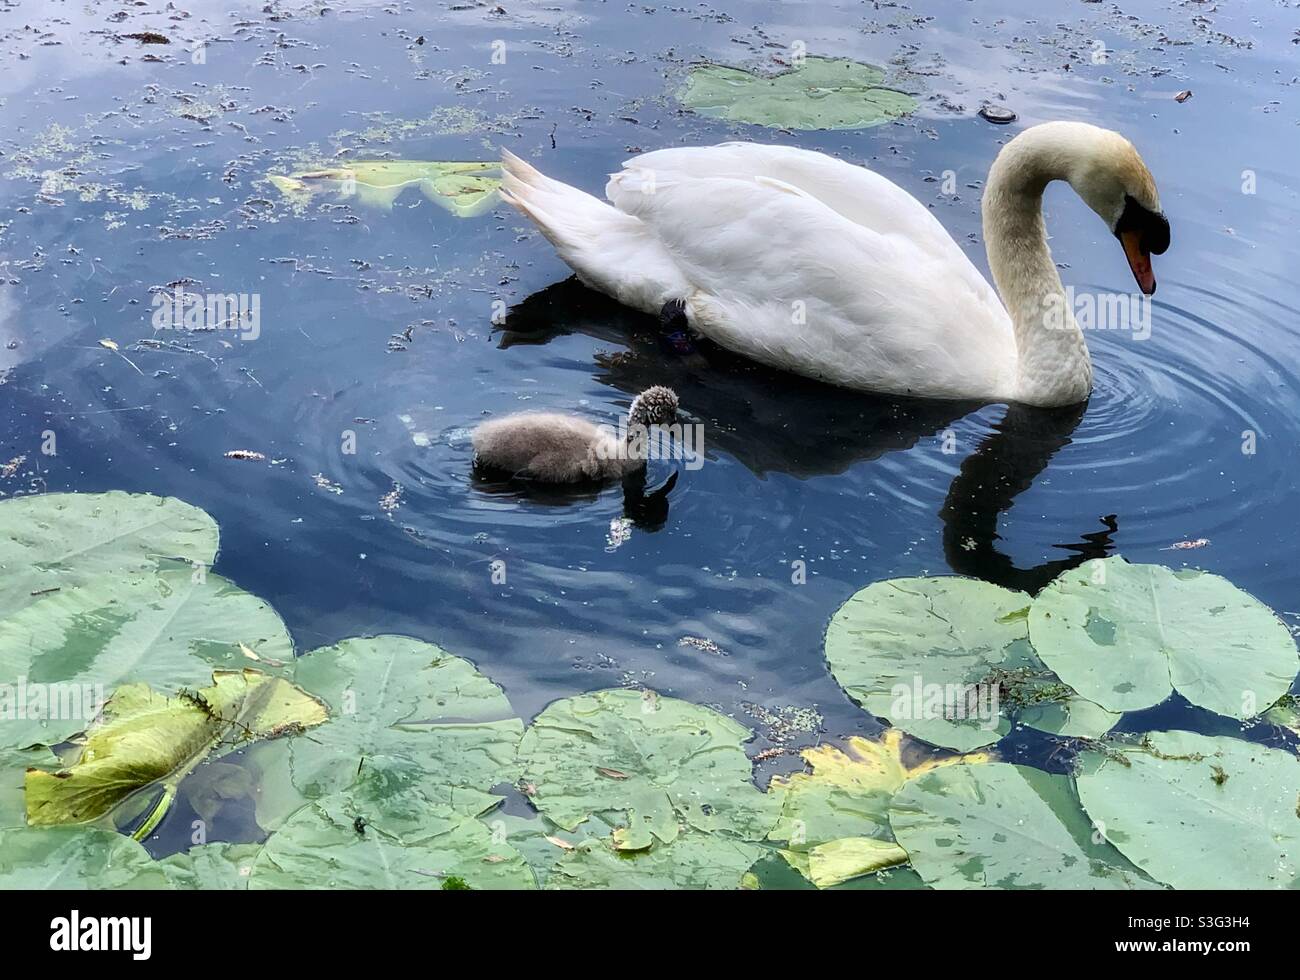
[25,669,326,837]
[269,160,500,216]
[516,688,779,849]
[678,57,917,131]
[890,762,1156,890]
[1077,731,1300,889]
[246,635,523,832]
[767,730,988,888]
[1030,557,1298,718]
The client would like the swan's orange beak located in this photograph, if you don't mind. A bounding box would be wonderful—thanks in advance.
[1120,229,1156,296]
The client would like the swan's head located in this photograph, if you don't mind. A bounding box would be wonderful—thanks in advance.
[1065,125,1170,295]
[627,386,679,429]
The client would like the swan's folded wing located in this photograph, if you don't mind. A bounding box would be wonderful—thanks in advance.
[606,171,1016,401]
[500,150,688,313]
[617,143,998,309]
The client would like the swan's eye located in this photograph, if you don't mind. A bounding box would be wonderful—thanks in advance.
[1115,194,1170,255]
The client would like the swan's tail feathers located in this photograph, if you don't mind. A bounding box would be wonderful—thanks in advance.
[498,149,689,314]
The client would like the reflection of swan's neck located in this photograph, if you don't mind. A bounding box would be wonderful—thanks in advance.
[983,128,1093,407]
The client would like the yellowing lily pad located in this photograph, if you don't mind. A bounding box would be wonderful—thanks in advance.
[268,160,500,216]
[25,668,326,836]
[678,57,918,131]
[767,729,988,887]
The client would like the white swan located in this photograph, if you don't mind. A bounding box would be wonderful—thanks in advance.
[499,122,1169,407]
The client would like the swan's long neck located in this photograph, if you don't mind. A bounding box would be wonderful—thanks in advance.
[982,126,1093,406]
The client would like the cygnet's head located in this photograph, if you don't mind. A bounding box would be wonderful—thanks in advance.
[627,386,679,429]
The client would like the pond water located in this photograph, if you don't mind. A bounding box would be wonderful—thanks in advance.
[1,0,1297,857]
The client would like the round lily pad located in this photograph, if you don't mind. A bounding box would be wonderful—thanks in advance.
[890,762,1155,890]
[825,577,1033,751]
[0,564,294,750]
[1029,557,1298,718]
[516,688,778,849]
[247,635,523,831]
[250,788,535,890]
[678,57,917,131]
[1077,731,1300,889]
[0,491,218,618]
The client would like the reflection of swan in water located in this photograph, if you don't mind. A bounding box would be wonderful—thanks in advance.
[498,278,1117,584]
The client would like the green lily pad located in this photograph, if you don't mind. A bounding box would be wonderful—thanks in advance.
[826,577,1035,751]
[678,57,917,131]
[250,787,535,890]
[516,688,779,849]
[158,842,261,890]
[890,762,1155,890]
[1077,731,1300,889]
[546,830,764,890]
[1030,558,1298,718]
[0,827,169,889]
[269,160,500,216]
[246,635,523,831]
[0,491,218,619]
[0,563,294,750]
[25,668,326,836]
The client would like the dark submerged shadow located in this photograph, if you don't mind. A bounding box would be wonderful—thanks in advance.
[500,277,1118,583]
[470,462,679,531]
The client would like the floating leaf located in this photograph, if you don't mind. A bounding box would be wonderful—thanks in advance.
[825,577,1032,751]
[0,491,218,619]
[0,827,169,888]
[678,57,917,131]
[246,635,523,831]
[546,830,764,890]
[25,669,326,835]
[1077,731,1300,889]
[516,688,779,849]
[766,730,987,887]
[249,787,535,890]
[268,160,500,216]
[890,762,1155,890]
[1030,557,1298,718]
[158,842,261,890]
[0,564,293,750]
[745,852,928,890]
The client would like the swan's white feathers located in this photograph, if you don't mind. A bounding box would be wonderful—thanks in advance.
[501,151,687,311]
[500,129,1159,405]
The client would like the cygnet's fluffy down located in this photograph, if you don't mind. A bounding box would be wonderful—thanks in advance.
[472,386,678,483]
